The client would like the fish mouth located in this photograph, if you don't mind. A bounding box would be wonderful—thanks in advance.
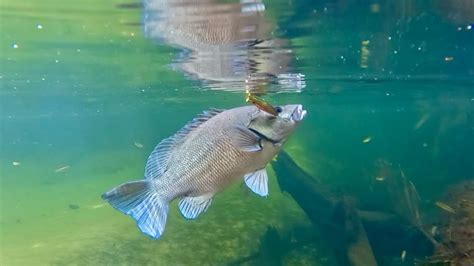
[292,104,307,122]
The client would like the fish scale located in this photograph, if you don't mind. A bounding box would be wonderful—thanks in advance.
[102,104,306,239]
[165,127,234,195]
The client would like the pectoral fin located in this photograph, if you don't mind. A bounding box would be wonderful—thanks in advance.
[244,168,269,197]
[178,194,213,219]
[231,125,262,152]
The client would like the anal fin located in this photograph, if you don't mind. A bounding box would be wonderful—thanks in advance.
[178,194,213,219]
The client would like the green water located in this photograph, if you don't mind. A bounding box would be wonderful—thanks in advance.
[1,0,473,265]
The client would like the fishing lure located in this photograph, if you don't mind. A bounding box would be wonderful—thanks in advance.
[246,94,279,116]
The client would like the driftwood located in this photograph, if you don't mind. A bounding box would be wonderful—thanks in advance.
[271,151,378,266]
[229,151,440,265]
[270,152,438,265]
[227,226,318,266]
[375,160,439,248]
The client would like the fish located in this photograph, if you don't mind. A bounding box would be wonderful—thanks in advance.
[460,199,474,207]
[360,40,370,68]
[68,204,80,210]
[414,113,430,130]
[90,203,106,209]
[431,226,437,236]
[12,161,21,166]
[375,176,385,181]
[102,104,307,239]
[362,136,372,143]
[32,243,45,249]
[401,250,407,262]
[134,142,144,149]
[435,201,456,213]
[54,166,70,173]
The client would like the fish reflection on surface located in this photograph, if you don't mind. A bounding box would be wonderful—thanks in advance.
[143,0,305,92]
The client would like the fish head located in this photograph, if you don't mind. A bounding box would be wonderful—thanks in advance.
[248,104,306,142]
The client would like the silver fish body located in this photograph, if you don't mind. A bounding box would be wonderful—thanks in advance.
[102,104,306,239]
[154,106,276,199]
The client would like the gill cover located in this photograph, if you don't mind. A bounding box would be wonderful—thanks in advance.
[248,105,304,142]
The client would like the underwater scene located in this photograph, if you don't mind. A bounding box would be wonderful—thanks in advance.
[1,0,473,265]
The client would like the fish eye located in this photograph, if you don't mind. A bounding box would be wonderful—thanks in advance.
[275,106,282,113]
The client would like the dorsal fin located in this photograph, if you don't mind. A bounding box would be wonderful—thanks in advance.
[144,108,224,179]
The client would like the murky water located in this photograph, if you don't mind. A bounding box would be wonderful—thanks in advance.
[1,0,473,265]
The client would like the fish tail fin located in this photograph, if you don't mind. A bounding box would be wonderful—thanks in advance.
[102,180,168,239]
